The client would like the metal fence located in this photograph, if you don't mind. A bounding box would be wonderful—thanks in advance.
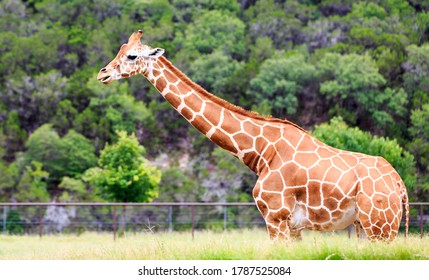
[0,202,428,240]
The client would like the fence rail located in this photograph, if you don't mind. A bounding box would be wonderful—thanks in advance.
[1,202,427,240]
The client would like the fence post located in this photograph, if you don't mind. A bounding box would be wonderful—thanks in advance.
[3,206,6,235]
[191,205,195,240]
[223,205,227,232]
[113,205,117,241]
[168,205,173,232]
[121,205,126,236]
[39,206,43,238]
[420,204,424,239]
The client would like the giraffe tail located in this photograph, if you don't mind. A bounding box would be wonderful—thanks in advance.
[400,181,409,239]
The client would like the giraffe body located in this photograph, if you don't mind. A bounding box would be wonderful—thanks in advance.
[97,31,409,241]
[251,127,407,240]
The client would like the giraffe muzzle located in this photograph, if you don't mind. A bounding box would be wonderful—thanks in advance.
[100,76,112,84]
[97,69,113,84]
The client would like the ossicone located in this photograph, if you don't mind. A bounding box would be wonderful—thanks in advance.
[128,30,143,44]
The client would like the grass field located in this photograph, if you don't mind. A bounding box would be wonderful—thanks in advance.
[0,230,428,260]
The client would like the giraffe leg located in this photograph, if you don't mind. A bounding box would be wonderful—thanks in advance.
[353,221,366,239]
[265,212,294,241]
[253,180,295,241]
[356,189,401,241]
[266,219,290,240]
[290,229,302,241]
[355,159,405,241]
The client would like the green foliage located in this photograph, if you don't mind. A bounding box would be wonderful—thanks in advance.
[178,9,245,57]
[52,100,78,135]
[188,50,243,98]
[58,177,89,202]
[408,104,429,190]
[6,210,24,235]
[349,2,388,20]
[1,111,27,162]
[0,159,16,202]
[318,52,407,128]
[157,167,201,202]
[244,0,304,49]
[346,1,413,52]
[73,78,156,151]
[0,0,428,202]
[198,147,255,202]
[25,124,97,187]
[403,44,429,108]
[312,117,416,188]
[59,130,98,178]
[249,54,318,116]
[1,70,68,132]
[416,12,429,43]
[84,131,161,202]
[374,47,406,84]
[318,53,385,97]
[15,161,50,202]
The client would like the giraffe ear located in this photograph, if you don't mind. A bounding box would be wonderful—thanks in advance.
[144,48,164,58]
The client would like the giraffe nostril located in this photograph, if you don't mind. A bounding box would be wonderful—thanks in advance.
[101,68,107,73]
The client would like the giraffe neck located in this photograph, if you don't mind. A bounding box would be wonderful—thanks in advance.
[143,56,304,174]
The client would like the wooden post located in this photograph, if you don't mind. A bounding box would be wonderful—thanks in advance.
[120,205,126,237]
[223,205,227,232]
[420,204,424,239]
[191,205,195,240]
[168,205,173,232]
[3,206,6,235]
[39,206,43,238]
[113,205,117,241]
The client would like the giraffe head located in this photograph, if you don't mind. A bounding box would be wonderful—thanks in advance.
[97,30,164,84]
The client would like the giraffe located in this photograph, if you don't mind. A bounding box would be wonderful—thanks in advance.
[97,30,409,241]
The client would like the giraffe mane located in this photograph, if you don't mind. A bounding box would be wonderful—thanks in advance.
[158,56,308,134]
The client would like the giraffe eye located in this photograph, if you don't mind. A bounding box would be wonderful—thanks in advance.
[127,55,137,60]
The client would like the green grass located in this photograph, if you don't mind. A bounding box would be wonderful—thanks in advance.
[0,229,428,260]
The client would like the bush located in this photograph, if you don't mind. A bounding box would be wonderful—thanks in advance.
[6,210,24,235]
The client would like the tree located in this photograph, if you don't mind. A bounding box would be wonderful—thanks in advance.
[6,209,24,235]
[346,2,412,53]
[1,111,27,162]
[1,70,68,133]
[178,9,245,57]
[52,100,78,136]
[248,53,318,117]
[244,0,304,49]
[25,124,97,188]
[403,44,429,108]
[198,147,255,203]
[0,159,15,202]
[302,18,348,51]
[59,130,98,178]
[317,52,407,131]
[58,176,95,202]
[83,131,161,203]
[408,103,429,195]
[15,161,50,202]
[312,117,416,191]
[188,50,243,99]
[24,124,61,182]
[157,166,201,203]
[73,78,155,151]
[0,157,50,202]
